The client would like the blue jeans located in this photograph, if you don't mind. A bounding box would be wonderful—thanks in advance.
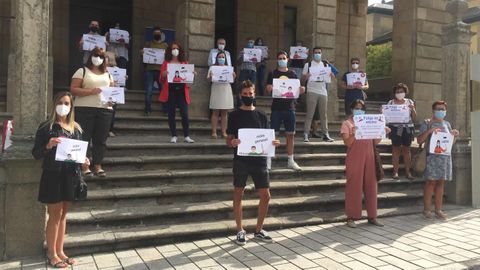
[143,70,160,113]
[344,89,364,115]
[239,69,256,84]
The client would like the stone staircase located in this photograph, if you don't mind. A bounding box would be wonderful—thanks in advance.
[58,89,424,255]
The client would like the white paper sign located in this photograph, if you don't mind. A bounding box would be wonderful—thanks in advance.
[109,28,130,44]
[429,132,454,156]
[309,66,332,83]
[290,46,309,60]
[243,48,262,63]
[107,67,127,87]
[82,34,106,51]
[272,79,301,99]
[100,87,125,104]
[167,64,195,83]
[353,114,386,140]
[143,48,165,64]
[2,120,13,152]
[55,138,88,164]
[254,46,268,59]
[346,72,367,86]
[211,66,234,83]
[382,105,410,124]
[237,129,276,157]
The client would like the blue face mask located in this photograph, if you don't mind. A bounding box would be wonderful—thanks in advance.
[217,58,226,65]
[313,53,322,62]
[434,110,446,119]
[278,59,288,68]
[352,109,365,116]
[247,42,254,48]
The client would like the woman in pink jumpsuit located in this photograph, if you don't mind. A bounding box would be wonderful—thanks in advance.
[340,100,390,228]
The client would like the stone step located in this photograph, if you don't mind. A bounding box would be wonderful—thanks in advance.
[63,200,430,256]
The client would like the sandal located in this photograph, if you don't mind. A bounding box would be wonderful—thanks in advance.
[47,256,68,268]
[346,218,357,228]
[83,170,93,177]
[368,218,384,227]
[406,174,415,180]
[435,210,448,220]
[423,210,434,219]
[63,257,76,265]
[392,172,399,180]
[211,134,218,139]
[94,170,107,177]
[222,134,228,139]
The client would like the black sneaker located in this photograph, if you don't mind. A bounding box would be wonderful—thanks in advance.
[236,230,247,245]
[254,229,273,243]
[323,135,334,142]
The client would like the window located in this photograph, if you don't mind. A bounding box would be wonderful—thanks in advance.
[284,7,297,49]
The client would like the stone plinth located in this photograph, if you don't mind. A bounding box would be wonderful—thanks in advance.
[472,111,480,208]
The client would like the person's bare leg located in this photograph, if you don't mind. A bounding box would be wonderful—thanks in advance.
[256,188,271,232]
[392,146,401,177]
[211,110,219,137]
[46,203,65,266]
[286,134,294,156]
[434,180,446,211]
[402,146,413,178]
[233,187,245,231]
[423,180,435,211]
[57,202,74,264]
[220,110,228,137]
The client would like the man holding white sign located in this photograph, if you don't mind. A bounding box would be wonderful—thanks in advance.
[78,20,108,64]
[227,81,280,245]
[106,23,129,69]
[339,57,369,115]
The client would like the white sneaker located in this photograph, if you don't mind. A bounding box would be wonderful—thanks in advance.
[170,136,178,143]
[303,134,310,142]
[184,136,195,143]
[288,160,302,171]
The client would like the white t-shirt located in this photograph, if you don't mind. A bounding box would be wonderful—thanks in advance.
[72,67,113,109]
[302,61,328,96]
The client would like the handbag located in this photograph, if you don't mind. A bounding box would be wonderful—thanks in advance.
[373,143,384,181]
[74,177,88,201]
[412,119,431,176]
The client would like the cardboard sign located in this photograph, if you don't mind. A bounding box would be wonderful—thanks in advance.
[82,34,106,51]
[290,46,308,60]
[346,72,367,86]
[100,87,125,104]
[237,128,276,157]
[55,138,88,164]
[309,66,332,83]
[143,48,165,64]
[109,28,130,44]
[254,46,269,59]
[167,64,195,84]
[354,114,386,140]
[272,79,301,99]
[210,66,234,83]
[382,105,411,124]
[429,132,454,156]
[243,48,262,63]
[107,67,127,87]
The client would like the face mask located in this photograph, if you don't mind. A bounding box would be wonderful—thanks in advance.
[241,96,255,106]
[278,59,288,68]
[352,109,365,116]
[313,53,322,62]
[153,34,161,41]
[352,63,359,70]
[172,49,179,57]
[395,93,406,100]
[91,56,104,66]
[56,104,70,117]
[89,26,99,33]
[247,42,254,48]
[217,58,226,65]
[257,41,263,46]
[434,110,446,119]
[218,44,225,50]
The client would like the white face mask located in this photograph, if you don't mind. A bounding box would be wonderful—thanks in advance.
[56,104,70,117]
[395,92,406,100]
[91,56,104,66]
[172,49,179,57]
[352,63,359,70]
[218,44,225,50]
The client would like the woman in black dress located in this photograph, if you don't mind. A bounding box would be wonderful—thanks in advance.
[32,92,88,268]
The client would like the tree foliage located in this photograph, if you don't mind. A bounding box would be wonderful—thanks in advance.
[366,42,392,79]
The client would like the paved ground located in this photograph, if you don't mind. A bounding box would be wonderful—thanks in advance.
[2,207,480,270]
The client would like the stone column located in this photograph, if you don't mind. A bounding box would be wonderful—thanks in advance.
[1,0,52,259]
[175,0,215,118]
[472,111,480,208]
[441,0,473,205]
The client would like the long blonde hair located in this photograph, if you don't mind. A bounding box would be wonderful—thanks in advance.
[47,91,82,133]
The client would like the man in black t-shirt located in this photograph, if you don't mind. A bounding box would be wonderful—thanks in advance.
[265,51,305,171]
[227,80,280,246]
[339,57,369,116]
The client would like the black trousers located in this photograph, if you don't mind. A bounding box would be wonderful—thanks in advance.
[75,107,113,165]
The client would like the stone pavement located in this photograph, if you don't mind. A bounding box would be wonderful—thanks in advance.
[2,208,480,270]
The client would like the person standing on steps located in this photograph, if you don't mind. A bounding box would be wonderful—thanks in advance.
[265,51,305,171]
[339,57,369,116]
[255,37,268,96]
[340,99,391,228]
[78,20,108,65]
[226,80,280,245]
[159,42,195,144]
[208,38,232,67]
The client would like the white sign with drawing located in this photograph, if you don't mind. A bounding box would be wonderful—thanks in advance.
[210,66,234,83]
[167,64,195,83]
[237,128,276,157]
[82,34,106,51]
[346,72,367,86]
[254,46,268,59]
[100,87,125,104]
[55,138,88,164]
[107,67,127,87]
[309,66,332,83]
[243,48,262,63]
[109,28,130,44]
[290,46,308,60]
[353,114,386,140]
[429,132,454,156]
[142,48,165,64]
[382,105,410,124]
[272,79,301,99]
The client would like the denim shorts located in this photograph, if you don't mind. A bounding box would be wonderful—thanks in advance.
[270,110,296,134]
[233,159,269,189]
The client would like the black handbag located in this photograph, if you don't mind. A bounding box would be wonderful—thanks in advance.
[72,170,88,201]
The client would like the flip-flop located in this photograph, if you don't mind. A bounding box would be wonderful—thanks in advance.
[63,257,76,265]
[95,170,107,177]
[47,257,68,268]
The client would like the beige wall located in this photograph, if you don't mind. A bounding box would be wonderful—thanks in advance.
[366,12,393,41]
[0,0,11,88]
[469,0,480,111]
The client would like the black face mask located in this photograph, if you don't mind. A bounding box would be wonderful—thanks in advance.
[241,96,255,106]
[90,26,99,33]
[153,34,161,41]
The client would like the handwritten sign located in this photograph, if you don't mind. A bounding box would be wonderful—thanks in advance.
[55,138,88,164]
[107,67,127,87]
[254,46,268,59]
[100,87,125,104]
[309,66,332,83]
[210,66,234,83]
[109,28,130,44]
[82,34,106,51]
[167,64,195,84]
[290,46,308,60]
[237,128,276,157]
[429,132,454,156]
[354,114,386,140]
[382,105,410,124]
[346,72,367,86]
[243,48,262,63]
[143,48,165,65]
[272,79,301,99]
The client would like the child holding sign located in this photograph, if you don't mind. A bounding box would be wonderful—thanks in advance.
[226,80,280,245]
[32,92,89,268]
[417,101,459,220]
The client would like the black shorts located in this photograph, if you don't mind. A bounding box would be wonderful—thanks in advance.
[233,159,269,189]
[389,126,414,147]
